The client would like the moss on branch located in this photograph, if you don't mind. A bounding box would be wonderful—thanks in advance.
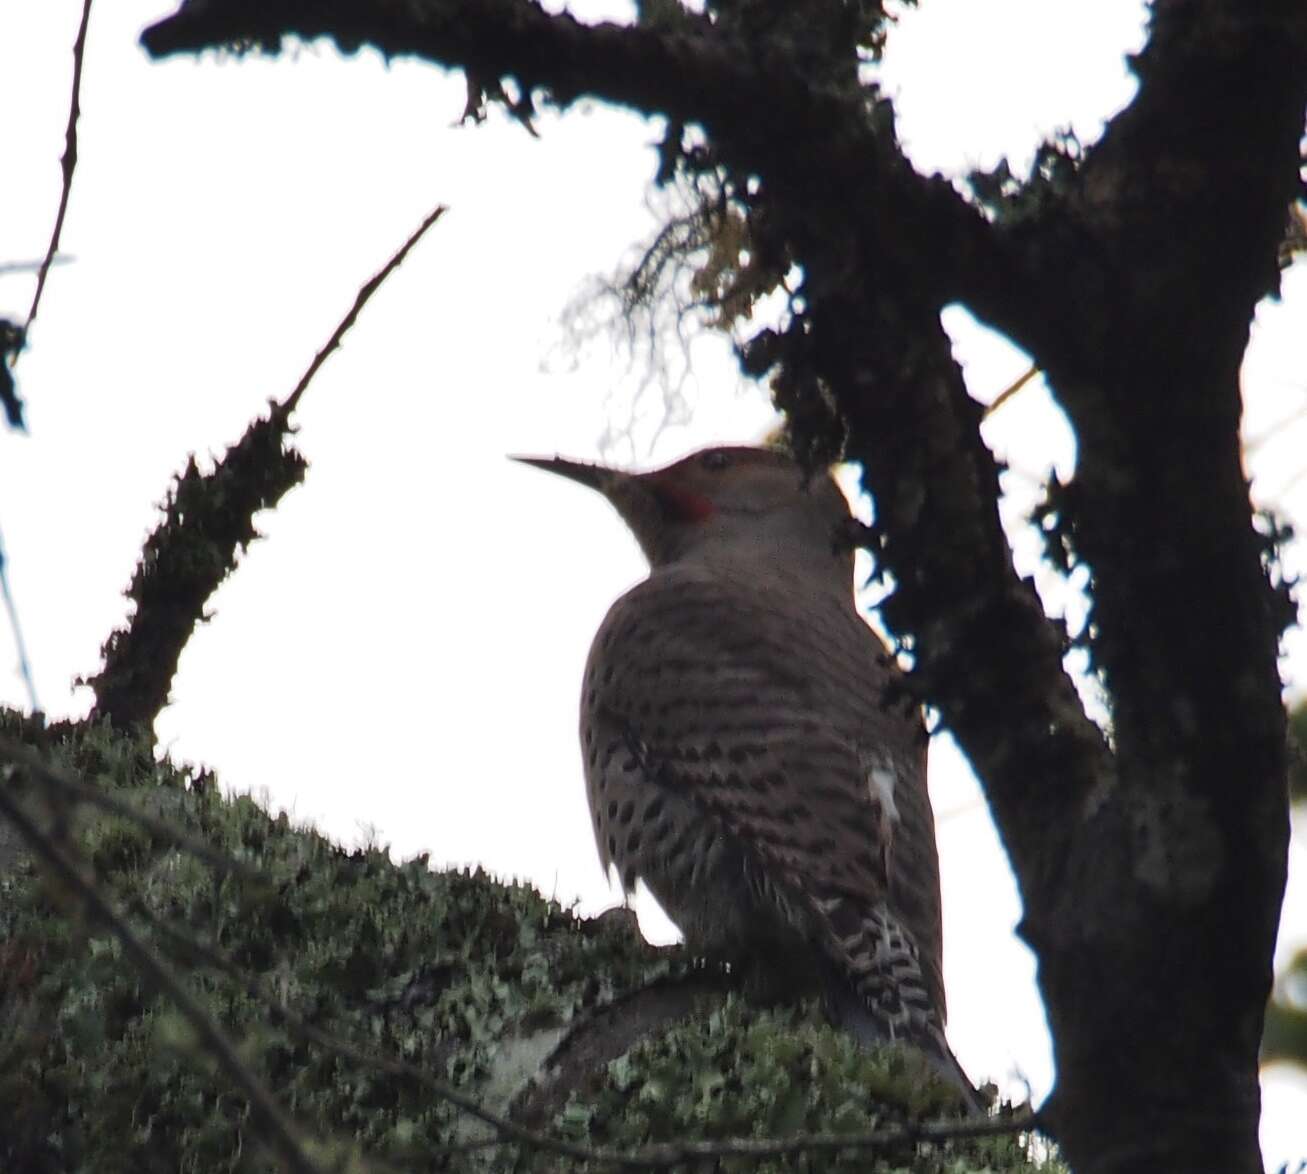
[0,714,1048,1172]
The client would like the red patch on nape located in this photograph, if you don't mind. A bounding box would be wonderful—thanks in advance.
[652,482,716,522]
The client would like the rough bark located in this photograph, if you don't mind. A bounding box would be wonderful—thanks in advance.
[141,2,1307,1170]
[85,402,306,736]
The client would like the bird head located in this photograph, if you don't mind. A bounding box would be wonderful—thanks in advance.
[513,445,855,576]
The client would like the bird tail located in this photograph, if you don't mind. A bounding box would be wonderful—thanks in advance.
[806,896,987,1114]
[820,967,986,1112]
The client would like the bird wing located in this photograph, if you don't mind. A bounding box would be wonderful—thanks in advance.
[581,561,945,1025]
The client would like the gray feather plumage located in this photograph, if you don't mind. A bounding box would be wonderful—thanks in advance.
[582,561,945,1038]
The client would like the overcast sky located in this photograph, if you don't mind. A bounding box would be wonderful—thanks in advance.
[4,0,1305,1165]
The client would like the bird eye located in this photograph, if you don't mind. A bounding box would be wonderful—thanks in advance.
[700,450,731,472]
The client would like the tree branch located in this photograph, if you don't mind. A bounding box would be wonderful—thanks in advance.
[84,203,444,735]
[139,0,1038,333]
[23,0,94,347]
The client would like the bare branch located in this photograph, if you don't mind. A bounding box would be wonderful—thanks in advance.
[282,202,446,415]
[139,1,1030,338]
[982,364,1040,419]
[23,0,94,345]
[85,203,446,734]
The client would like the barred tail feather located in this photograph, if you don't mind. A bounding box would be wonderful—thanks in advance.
[808,895,986,1114]
[819,961,986,1112]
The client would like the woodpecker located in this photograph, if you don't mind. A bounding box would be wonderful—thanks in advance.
[516,444,977,1104]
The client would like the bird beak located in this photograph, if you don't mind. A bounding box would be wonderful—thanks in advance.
[509,455,618,494]
[511,453,683,565]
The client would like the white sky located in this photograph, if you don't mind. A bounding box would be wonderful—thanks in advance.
[3,0,1304,1166]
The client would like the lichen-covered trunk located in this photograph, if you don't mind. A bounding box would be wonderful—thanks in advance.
[1028,357,1290,1174]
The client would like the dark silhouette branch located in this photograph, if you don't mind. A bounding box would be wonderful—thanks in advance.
[84,203,446,735]
[282,202,446,415]
[82,400,308,733]
[23,0,94,345]
[139,1,1033,325]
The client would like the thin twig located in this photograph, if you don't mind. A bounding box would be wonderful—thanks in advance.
[0,525,39,712]
[137,904,1039,1169]
[0,780,322,1174]
[0,258,74,277]
[0,735,257,879]
[982,363,1040,419]
[23,0,94,346]
[281,204,447,415]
